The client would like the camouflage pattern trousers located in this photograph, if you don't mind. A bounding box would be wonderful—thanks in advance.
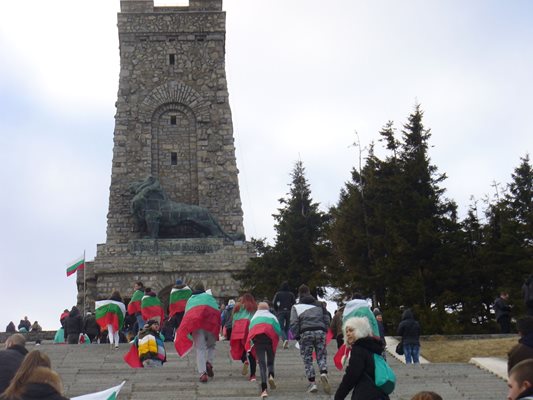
[298,330,328,380]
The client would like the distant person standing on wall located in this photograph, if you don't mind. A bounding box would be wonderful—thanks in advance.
[494,291,512,333]
[522,275,533,316]
[397,308,421,364]
[272,281,296,349]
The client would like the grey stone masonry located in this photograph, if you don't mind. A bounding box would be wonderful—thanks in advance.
[108,0,243,245]
[80,0,254,310]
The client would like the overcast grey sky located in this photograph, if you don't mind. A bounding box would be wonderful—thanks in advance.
[1,0,532,330]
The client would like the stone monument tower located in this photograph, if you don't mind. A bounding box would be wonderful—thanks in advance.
[79,0,254,309]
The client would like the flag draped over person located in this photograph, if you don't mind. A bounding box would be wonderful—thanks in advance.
[95,300,126,332]
[127,289,144,315]
[71,381,125,400]
[174,292,221,356]
[141,293,164,323]
[245,309,282,357]
[334,298,380,370]
[229,308,253,360]
[66,254,85,277]
[169,285,192,317]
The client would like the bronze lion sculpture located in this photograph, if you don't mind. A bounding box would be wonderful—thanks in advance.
[129,176,236,240]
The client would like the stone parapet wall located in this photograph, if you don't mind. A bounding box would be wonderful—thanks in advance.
[79,238,255,311]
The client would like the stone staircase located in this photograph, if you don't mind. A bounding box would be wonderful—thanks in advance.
[29,340,507,400]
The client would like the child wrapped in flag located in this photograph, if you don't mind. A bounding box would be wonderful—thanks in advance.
[95,291,126,349]
[168,279,192,332]
[230,293,258,381]
[141,288,164,324]
[124,319,166,368]
[245,302,282,398]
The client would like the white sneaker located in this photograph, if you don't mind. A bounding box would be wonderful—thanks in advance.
[320,373,331,394]
[283,340,289,349]
[307,383,318,393]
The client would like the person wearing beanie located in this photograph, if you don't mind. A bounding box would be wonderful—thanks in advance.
[290,284,331,394]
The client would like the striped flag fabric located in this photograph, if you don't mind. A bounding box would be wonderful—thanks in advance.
[66,254,85,277]
[169,286,192,317]
[245,309,282,355]
[141,295,164,323]
[333,298,380,370]
[229,308,253,360]
[127,289,144,315]
[174,292,221,357]
[95,300,126,332]
[71,381,125,400]
[342,299,380,337]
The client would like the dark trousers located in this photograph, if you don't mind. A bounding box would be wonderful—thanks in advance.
[276,310,291,341]
[254,334,275,391]
[241,350,257,376]
[498,315,511,333]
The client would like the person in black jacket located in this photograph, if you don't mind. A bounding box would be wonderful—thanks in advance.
[272,281,296,349]
[334,317,389,400]
[397,309,421,364]
[83,312,100,343]
[0,334,28,393]
[494,292,512,333]
[64,306,83,344]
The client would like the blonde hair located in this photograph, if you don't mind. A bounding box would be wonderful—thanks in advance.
[411,391,443,400]
[344,316,372,344]
[2,350,52,398]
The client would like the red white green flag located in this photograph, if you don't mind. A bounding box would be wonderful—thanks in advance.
[245,310,282,355]
[141,295,164,323]
[95,300,126,332]
[71,380,125,400]
[230,308,253,360]
[174,292,221,357]
[169,286,192,317]
[127,289,144,315]
[66,254,85,277]
[333,299,380,370]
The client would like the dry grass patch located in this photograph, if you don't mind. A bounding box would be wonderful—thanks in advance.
[420,336,517,363]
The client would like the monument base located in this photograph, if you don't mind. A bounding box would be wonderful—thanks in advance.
[77,238,255,311]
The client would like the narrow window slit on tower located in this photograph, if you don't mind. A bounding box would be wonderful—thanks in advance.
[170,115,177,125]
[171,152,178,165]
[169,54,176,65]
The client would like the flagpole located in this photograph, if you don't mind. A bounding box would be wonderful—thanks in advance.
[83,250,86,314]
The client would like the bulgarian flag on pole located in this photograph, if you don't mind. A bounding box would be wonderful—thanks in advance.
[245,309,282,357]
[174,292,221,357]
[71,380,125,400]
[95,300,126,332]
[66,254,85,277]
[169,286,192,317]
[141,295,164,323]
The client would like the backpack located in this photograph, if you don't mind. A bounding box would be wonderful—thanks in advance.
[372,353,396,394]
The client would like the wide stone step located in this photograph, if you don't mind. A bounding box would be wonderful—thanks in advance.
[29,340,507,400]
